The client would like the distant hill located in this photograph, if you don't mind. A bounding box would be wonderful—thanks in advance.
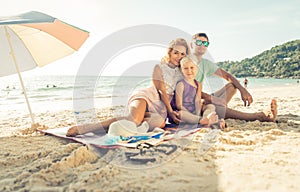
[217,40,300,78]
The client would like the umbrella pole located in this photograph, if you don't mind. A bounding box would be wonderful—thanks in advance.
[5,27,35,125]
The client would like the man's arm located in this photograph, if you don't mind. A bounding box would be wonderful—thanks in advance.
[214,68,253,106]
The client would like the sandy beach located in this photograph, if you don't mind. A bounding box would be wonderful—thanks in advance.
[0,84,300,192]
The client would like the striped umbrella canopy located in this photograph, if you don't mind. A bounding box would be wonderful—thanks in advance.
[0,11,89,124]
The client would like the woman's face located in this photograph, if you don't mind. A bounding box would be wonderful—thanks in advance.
[169,45,187,66]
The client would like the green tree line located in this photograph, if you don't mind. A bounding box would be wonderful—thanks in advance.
[217,39,300,78]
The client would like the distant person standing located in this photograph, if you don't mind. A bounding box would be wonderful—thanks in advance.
[243,78,248,88]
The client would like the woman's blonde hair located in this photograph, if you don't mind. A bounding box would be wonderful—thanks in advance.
[162,38,190,63]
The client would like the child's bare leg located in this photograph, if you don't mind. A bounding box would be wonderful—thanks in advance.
[199,112,218,125]
[178,110,201,124]
[201,104,226,129]
[200,104,217,124]
[202,104,216,118]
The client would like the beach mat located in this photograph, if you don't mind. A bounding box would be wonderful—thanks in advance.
[38,123,204,149]
[39,127,130,148]
[39,124,207,167]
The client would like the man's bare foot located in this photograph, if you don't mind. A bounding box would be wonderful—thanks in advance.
[263,99,277,122]
[66,126,79,137]
[210,118,226,130]
[219,118,226,129]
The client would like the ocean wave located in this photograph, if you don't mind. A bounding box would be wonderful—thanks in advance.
[36,85,81,91]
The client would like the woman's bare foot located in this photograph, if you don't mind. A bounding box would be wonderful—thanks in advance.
[262,99,277,122]
[66,126,79,137]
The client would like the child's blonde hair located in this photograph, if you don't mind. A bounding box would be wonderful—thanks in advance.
[180,56,197,67]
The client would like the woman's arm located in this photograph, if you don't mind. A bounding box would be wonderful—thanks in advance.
[152,64,180,123]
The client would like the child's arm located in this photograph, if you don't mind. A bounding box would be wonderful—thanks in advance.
[175,82,188,111]
[195,82,202,116]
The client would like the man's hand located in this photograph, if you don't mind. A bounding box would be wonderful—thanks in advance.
[214,68,253,107]
[240,88,253,106]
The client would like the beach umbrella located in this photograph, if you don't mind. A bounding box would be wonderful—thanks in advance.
[0,11,89,124]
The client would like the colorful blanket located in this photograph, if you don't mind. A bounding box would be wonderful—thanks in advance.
[38,123,204,149]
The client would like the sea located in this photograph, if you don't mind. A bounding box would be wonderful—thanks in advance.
[0,75,299,115]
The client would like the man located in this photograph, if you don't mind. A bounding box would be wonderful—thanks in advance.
[244,78,248,88]
[190,33,277,122]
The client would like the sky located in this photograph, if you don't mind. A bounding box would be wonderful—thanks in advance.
[1,0,300,76]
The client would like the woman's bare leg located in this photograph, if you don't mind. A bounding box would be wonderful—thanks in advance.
[127,99,147,125]
[66,117,120,137]
[66,99,148,137]
[143,112,166,130]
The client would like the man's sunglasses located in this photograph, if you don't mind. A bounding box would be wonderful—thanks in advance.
[195,40,209,47]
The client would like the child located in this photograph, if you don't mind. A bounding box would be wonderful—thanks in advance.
[171,56,224,127]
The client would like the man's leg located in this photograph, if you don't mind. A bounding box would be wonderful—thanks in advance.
[216,99,277,122]
[213,83,237,104]
[177,106,218,125]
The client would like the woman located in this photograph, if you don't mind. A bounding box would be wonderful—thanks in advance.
[66,38,189,136]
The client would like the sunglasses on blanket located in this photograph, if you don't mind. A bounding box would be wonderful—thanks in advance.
[195,40,209,47]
